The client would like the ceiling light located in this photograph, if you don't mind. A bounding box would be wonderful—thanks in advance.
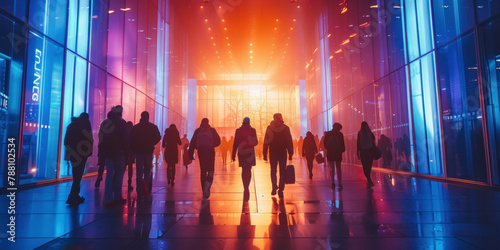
[327,34,331,38]
[210,36,213,39]
[329,55,333,59]
[276,19,279,22]
[222,19,225,22]
[250,43,253,46]
[250,50,253,53]
[226,37,229,39]
[224,27,227,30]
[200,6,204,9]
[120,8,131,11]
[293,19,296,22]
[205,19,208,22]
[219,6,222,9]
[297,5,300,8]
[108,10,114,13]
[208,27,211,31]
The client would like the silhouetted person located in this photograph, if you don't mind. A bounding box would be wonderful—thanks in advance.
[378,134,392,169]
[256,137,264,159]
[163,124,182,186]
[357,121,375,188]
[293,138,298,157]
[153,141,161,164]
[125,121,135,191]
[325,123,345,189]
[180,134,190,168]
[232,117,258,201]
[99,105,129,206]
[302,131,318,179]
[228,135,234,159]
[263,113,293,199]
[188,118,221,199]
[129,111,161,196]
[64,112,93,205]
[298,136,304,159]
[220,136,229,164]
[95,151,105,188]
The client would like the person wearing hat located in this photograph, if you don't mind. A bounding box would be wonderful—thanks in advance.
[263,113,294,198]
[232,117,258,201]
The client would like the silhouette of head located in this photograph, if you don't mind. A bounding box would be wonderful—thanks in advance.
[306,131,313,138]
[126,121,133,127]
[360,121,370,132]
[111,105,123,118]
[200,118,209,127]
[273,113,284,123]
[243,117,250,124]
[169,124,176,129]
[79,112,89,121]
[141,111,149,121]
[183,134,187,138]
[333,122,342,131]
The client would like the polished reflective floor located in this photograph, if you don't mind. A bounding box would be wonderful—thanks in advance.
[2,156,500,249]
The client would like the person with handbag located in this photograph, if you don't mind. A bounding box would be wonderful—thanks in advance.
[357,121,376,188]
[263,113,294,199]
[324,123,345,189]
[302,131,317,179]
[232,117,258,201]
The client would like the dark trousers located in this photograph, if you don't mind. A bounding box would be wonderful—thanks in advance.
[306,156,314,175]
[199,153,215,190]
[97,163,105,178]
[242,166,252,191]
[70,158,87,197]
[167,163,176,181]
[360,150,373,182]
[136,153,153,193]
[126,163,133,183]
[270,154,287,192]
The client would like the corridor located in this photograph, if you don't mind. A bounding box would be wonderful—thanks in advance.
[2,157,500,249]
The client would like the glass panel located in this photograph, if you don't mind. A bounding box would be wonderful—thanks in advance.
[437,32,487,182]
[106,0,125,78]
[0,0,28,21]
[76,0,90,57]
[86,65,106,173]
[105,74,122,112]
[122,83,136,123]
[89,0,108,68]
[73,56,87,116]
[67,0,78,51]
[432,0,475,45]
[21,31,63,184]
[480,16,500,185]
[123,0,138,86]
[29,0,68,45]
[476,0,500,23]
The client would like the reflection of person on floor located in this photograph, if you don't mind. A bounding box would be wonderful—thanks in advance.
[135,196,152,238]
[263,113,294,199]
[199,200,214,225]
[267,197,291,249]
[232,117,258,201]
[302,131,318,180]
[64,112,93,205]
[163,124,182,187]
[188,118,221,200]
[237,202,258,249]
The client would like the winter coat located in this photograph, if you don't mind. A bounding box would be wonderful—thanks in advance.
[302,133,318,160]
[232,124,258,167]
[188,125,221,160]
[163,126,182,164]
[64,117,93,160]
[263,120,293,158]
[324,130,346,161]
[98,112,128,158]
[129,119,161,155]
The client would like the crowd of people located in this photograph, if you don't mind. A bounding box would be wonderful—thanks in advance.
[64,106,381,206]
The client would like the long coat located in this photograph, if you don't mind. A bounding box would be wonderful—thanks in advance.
[302,134,318,160]
[163,126,182,164]
[325,130,346,161]
[232,124,258,168]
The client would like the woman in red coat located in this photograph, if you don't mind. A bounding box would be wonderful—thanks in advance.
[232,117,258,201]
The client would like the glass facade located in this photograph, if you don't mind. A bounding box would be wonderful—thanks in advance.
[308,0,500,185]
[0,0,187,187]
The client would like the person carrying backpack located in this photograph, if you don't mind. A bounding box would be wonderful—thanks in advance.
[188,118,221,199]
[324,123,346,189]
[232,117,258,201]
[263,113,293,199]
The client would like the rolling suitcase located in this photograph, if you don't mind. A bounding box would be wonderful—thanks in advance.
[285,164,295,184]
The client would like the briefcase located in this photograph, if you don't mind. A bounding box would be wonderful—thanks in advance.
[285,164,295,184]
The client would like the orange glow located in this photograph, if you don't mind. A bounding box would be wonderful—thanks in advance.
[120,8,131,11]
[274,27,277,30]
[293,19,296,22]
[200,6,203,9]
[208,27,211,31]
[370,5,378,8]
[349,33,357,38]
[31,168,37,173]
[341,7,348,14]
[290,27,293,30]
[359,22,370,27]
[229,51,231,53]
[213,43,216,46]
[250,43,253,46]
[327,33,332,38]
[329,55,333,60]
[218,5,222,9]
[224,27,227,30]
[210,36,214,39]
[276,19,279,22]
[226,37,229,39]
[250,50,253,53]
[335,49,342,53]
[341,39,350,45]
[227,43,230,46]
[205,19,208,22]
[108,10,114,13]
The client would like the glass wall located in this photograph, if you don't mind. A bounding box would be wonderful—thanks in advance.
[308,0,500,185]
[0,0,186,187]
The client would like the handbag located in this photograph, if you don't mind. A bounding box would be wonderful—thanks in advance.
[371,145,382,160]
[315,153,324,164]
[285,164,296,184]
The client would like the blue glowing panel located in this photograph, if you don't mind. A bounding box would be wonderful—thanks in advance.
[404,0,419,61]
[67,0,78,51]
[73,56,87,116]
[76,0,90,57]
[29,0,67,45]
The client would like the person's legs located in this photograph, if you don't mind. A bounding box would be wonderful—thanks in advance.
[143,154,153,192]
[277,155,287,196]
[200,164,207,190]
[104,157,116,202]
[242,166,252,191]
[335,160,342,187]
[166,163,171,183]
[269,155,278,194]
[113,154,126,200]
[135,154,145,193]
[70,159,86,197]
[95,162,105,188]
[360,151,374,186]
[307,157,313,179]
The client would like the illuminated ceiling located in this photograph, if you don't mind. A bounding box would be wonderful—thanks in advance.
[172,0,325,81]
